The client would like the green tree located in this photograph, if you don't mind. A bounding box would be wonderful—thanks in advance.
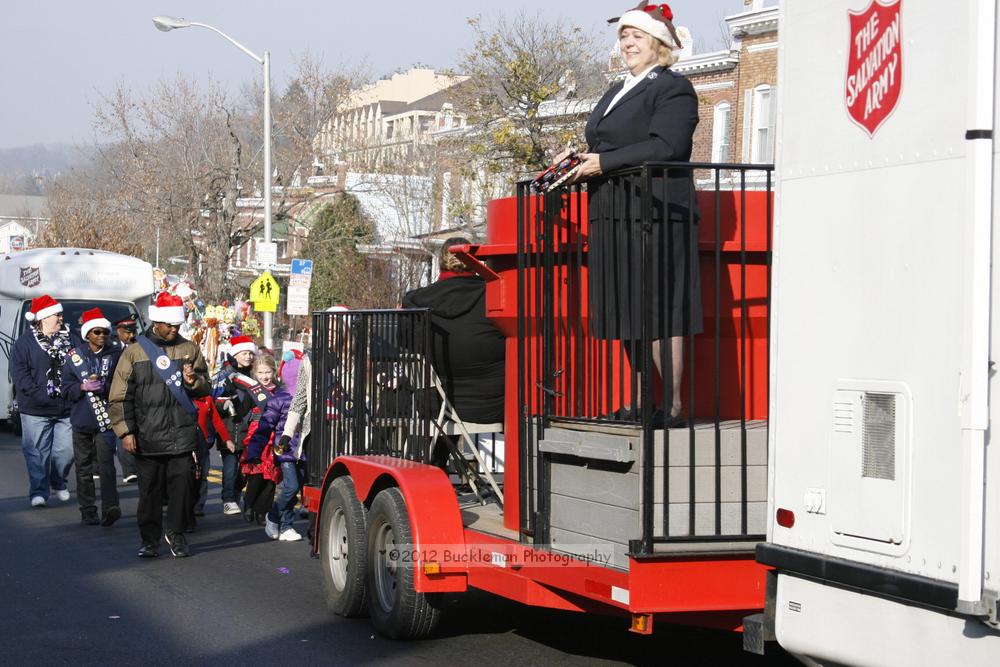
[302,195,395,309]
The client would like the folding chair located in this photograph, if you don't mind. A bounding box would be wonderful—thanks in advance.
[401,353,504,507]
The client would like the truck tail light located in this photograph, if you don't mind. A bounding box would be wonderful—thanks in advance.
[776,508,795,528]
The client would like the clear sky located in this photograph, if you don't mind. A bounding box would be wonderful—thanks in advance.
[0,0,754,149]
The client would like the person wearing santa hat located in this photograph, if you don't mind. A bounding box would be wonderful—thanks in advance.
[60,308,123,526]
[211,334,258,516]
[9,294,75,507]
[108,292,211,558]
[559,1,700,428]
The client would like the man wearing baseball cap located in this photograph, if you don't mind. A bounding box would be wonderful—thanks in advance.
[10,294,75,507]
[109,292,210,558]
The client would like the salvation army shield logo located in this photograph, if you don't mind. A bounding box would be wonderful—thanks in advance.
[845,0,903,137]
[19,266,40,287]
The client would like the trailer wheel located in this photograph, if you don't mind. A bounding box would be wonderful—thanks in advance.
[366,487,442,639]
[319,476,368,617]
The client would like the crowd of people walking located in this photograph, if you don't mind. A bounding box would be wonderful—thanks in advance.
[10,291,309,558]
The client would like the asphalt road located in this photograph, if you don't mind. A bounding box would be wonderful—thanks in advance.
[0,427,796,666]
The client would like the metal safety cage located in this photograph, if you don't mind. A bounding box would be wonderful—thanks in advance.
[307,308,435,486]
[516,162,774,552]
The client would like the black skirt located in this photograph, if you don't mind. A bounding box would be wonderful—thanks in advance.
[587,174,703,341]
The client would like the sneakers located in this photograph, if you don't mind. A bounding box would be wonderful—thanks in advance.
[81,510,100,525]
[137,543,159,558]
[264,516,280,540]
[123,474,138,484]
[54,489,70,502]
[164,531,190,558]
[30,496,46,508]
[278,527,303,542]
[101,506,122,527]
[222,502,241,515]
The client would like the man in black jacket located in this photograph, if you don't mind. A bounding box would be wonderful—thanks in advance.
[109,293,210,558]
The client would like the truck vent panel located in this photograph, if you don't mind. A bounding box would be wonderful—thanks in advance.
[862,392,895,481]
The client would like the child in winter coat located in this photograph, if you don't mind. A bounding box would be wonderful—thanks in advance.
[241,355,283,525]
[245,356,302,542]
[211,335,258,515]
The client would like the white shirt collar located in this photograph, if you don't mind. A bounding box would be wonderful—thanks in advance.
[624,65,658,88]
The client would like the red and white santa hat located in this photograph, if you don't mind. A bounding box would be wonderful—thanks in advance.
[148,292,185,325]
[229,335,257,357]
[614,2,681,49]
[25,294,63,322]
[80,308,111,338]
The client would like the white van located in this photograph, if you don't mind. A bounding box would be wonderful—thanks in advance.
[749,0,1000,664]
[0,248,155,427]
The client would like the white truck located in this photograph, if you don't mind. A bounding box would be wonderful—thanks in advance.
[0,248,155,428]
[753,0,1000,664]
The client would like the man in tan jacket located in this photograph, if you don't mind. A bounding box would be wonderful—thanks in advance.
[109,293,210,558]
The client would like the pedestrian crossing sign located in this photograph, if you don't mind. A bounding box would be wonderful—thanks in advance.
[250,270,280,312]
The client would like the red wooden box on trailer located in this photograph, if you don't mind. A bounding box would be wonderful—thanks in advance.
[301,161,774,639]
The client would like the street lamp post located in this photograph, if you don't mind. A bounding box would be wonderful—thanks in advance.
[153,15,274,350]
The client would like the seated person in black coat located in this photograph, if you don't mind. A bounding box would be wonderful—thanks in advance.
[401,237,505,425]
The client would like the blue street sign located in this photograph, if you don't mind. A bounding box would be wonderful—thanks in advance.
[291,259,313,276]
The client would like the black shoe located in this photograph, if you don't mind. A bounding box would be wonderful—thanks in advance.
[255,513,267,527]
[243,508,255,523]
[650,410,687,429]
[81,510,100,526]
[101,506,122,527]
[599,407,636,422]
[137,543,159,558]
[164,531,190,558]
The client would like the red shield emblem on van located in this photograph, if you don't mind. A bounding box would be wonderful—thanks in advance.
[845,0,903,137]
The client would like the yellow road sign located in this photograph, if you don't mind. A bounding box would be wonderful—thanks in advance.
[250,270,280,312]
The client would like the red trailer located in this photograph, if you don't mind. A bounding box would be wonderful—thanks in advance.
[301,162,774,639]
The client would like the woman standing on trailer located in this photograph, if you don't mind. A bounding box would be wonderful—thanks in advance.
[571,2,700,426]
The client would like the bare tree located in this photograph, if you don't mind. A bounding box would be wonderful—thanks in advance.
[42,55,361,303]
[449,13,607,177]
[39,167,144,256]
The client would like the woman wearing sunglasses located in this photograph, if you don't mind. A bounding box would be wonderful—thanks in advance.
[60,308,123,526]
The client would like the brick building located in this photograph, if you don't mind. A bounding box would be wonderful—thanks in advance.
[676,2,779,168]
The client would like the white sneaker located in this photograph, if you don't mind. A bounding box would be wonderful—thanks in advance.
[222,502,241,515]
[30,496,46,508]
[54,489,70,502]
[264,517,280,540]
[278,528,303,542]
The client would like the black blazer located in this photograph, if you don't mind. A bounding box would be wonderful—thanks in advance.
[585,66,699,223]
[585,65,698,172]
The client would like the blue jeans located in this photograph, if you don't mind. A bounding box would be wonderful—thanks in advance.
[268,461,304,531]
[220,449,243,503]
[20,414,74,501]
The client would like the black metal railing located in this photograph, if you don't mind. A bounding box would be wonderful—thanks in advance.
[517,162,773,552]
[307,309,435,486]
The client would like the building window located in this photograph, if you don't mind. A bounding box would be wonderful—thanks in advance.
[747,84,777,163]
[711,102,731,163]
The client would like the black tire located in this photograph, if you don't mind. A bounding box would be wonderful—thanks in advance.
[366,487,442,639]
[319,476,368,618]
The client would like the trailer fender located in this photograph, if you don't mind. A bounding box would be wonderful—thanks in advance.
[317,455,468,593]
